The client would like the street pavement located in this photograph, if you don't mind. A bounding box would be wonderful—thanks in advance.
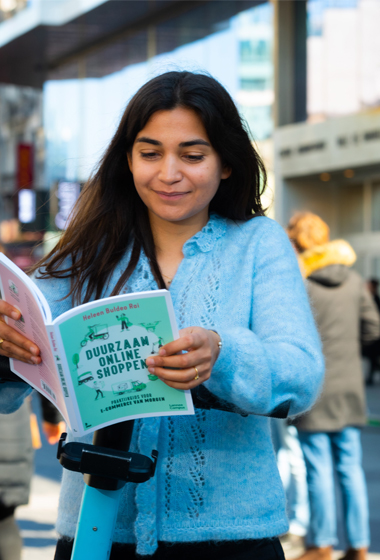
[15,385,380,560]
[16,474,60,560]
[16,394,62,560]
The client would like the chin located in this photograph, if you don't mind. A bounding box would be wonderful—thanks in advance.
[148,203,209,225]
[158,213,191,223]
[149,206,189,222]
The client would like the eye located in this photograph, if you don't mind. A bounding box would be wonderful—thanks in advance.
[184,154,205,162]
[140,151,159,159]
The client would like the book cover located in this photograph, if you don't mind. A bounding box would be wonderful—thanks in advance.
[53,292,194,434]
[0,253,194,435]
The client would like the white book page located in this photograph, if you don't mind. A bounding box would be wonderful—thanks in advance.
[0,253,52,322]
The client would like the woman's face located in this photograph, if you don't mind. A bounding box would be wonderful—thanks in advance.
[128,107,230,228]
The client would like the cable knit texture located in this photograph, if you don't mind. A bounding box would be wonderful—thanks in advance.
[0,215,324,556]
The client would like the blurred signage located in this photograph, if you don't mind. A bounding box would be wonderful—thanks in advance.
[17,144,33,190]
[18,189,36,223]
[55,181,80,230]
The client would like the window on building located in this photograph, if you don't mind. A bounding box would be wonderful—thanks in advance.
[337,183,364,235]
[372,257,380,279]
[239,39,270,63]
[240,105,273,140]
[372,182,380,231]
[239,78,268,91]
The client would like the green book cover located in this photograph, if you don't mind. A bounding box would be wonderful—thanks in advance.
[53,291,194,434]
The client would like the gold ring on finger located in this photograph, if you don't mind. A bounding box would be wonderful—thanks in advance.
[194,366,199,381]
[0,338,4,345]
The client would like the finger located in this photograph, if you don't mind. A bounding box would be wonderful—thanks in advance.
[0,321,40,356]
[157,331,204,357]
[0,339,41,364]
[146,348,206,371]
[156,370,205,391]
[152,364,205,383]
[0,300,21,321]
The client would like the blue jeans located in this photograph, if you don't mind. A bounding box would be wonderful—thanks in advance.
[272,420,309,536]
[298,428,370,549]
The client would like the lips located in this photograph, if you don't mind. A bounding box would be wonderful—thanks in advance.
[154,190,190,200]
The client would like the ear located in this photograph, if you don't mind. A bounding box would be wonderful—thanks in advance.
[221,165,232,180]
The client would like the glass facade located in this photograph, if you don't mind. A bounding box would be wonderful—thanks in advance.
[307,0,380,118]
[43,2,274,188]
[307,0,358,37]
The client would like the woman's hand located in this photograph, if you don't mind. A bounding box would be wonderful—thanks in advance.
[0,300,41,365]
[146,327,221,390]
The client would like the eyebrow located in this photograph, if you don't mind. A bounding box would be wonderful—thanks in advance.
[135,136,211,148]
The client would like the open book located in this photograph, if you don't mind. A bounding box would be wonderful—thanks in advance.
[0,253,194,435]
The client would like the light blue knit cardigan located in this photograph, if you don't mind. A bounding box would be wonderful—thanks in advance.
[0,215,324,556]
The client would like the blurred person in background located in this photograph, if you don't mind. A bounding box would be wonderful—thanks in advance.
[272,419,309,548]
[287,213,380,560]
[39,394,66,444]
[0,369,64,560]
[362,279,380,385]
[0,241,34,560]
[366,279,380,313]
[0,395,33,560]
[0,243,64,560]
[0,389,64,560]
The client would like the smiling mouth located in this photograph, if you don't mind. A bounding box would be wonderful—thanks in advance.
[155,191,190,198]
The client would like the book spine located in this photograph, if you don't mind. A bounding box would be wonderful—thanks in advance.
[46,325,80,434]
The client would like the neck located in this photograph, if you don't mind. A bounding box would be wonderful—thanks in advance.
[149,211,209,257]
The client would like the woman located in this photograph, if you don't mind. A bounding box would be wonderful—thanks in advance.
[0,72,324,560]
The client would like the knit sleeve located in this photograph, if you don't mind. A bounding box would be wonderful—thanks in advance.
[204,220,324,418]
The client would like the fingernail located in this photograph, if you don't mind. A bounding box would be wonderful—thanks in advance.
[30,347,38,355]
[31,357,39,364]
[11,312,19,320]
[159,349,166,356]
[28,360,35,365]
[148,367,155,374]
[146,358,155,366]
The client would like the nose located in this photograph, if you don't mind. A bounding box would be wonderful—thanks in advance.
[158,155,182,184]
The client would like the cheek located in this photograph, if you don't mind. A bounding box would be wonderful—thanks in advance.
[196,167,221,195]
[132,166,152,188]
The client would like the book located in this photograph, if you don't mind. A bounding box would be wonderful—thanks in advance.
[0,253,194,435]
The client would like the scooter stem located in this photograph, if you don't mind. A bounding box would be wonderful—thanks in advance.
[70,421,135,560]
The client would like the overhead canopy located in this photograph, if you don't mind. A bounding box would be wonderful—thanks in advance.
[0,0,264,88]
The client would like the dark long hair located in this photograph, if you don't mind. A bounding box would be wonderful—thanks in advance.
[34,71,267,304]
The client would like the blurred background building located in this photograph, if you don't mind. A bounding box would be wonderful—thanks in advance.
[0,0,379,277]
[276,0,380,279]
